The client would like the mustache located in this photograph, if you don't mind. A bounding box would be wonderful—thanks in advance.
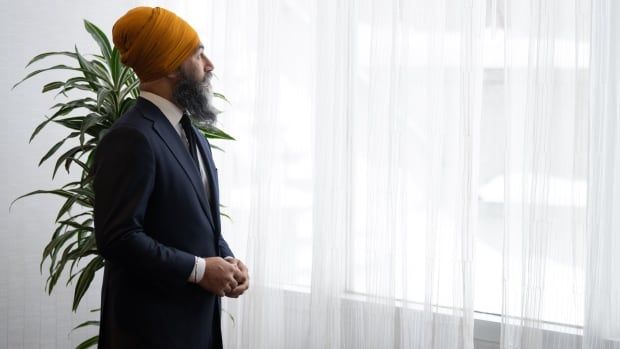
[200,73,213,88]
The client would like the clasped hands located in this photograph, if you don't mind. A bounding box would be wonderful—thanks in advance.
[198,257,249,298]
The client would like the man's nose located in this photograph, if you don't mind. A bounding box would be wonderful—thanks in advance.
[204,56,214,72]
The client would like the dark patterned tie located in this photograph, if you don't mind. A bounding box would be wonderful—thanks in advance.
[180,113,200,170]
[181,114,213,212]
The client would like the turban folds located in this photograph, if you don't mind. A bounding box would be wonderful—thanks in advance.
[113,7,200,82]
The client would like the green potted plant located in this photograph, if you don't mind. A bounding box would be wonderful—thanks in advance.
[12,20,233,349]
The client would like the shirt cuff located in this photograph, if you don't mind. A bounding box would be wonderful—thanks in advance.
[187,256,206,283]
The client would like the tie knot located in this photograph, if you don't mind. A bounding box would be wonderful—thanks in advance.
[180,113,199,168]
[180,113,192,126]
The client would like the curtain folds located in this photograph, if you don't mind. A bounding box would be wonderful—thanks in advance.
[500,0,590,348]
[585,0,620,348]
[203,0,612,348]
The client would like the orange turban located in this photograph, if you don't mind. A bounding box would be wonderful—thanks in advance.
[113,7,200,82]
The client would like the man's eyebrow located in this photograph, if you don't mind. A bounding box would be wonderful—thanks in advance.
[197,45,204,52]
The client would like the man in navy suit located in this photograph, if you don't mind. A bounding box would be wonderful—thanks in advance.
[93,6,249,348]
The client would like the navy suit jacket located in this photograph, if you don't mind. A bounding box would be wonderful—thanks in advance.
[93,98,233,348]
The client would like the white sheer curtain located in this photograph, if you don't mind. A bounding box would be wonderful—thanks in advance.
[209,0,619,348]
[212,0,484,348]
[585,0,620,347]
[499,0,589,348]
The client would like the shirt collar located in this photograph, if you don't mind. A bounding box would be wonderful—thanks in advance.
[140,90,184,127]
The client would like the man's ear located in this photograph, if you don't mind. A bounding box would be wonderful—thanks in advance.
[167,69,181,80]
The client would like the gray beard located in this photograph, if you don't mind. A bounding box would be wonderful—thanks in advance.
[172,71,217,126]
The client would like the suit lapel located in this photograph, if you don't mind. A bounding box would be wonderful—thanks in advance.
[136,98,216,231]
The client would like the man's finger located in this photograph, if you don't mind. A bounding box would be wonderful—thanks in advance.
[231,281,249,294]
[226,292,239,299]
[233,273,246,283]
[226,289,242,298]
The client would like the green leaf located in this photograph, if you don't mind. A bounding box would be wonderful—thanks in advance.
[41,224,66,272]
[74,48,101,91]
[90,60,113,88]
[56,219,93,233]
[69,188,95,203]
[72,320,100,332]
[68,238,97,281]
[220,211,232,222]
[29,117,54,143]
[42,81,65,93]
[45,232,78,292]
[213,92,230,104]
[116,97,137,121]
[95,87,111,112]
[209,143,224,152]
[56,196,79,221]
[109,48,120,85]
[72,256,104,311]
[199,126,236,141]
[10,189,74,211]
[53,146,83,178]
[116,65,134,89]
[80,114,101,145]
[54,117,93,132]
[84,20,112,62]
[221,308,236,326]
[118,79,140,107]
[38,134,75,166]
[61,181,82,189]
[47,238,80,292]
[50,99,84,112]
[75,335,98,349]
[25,51,77,68]
[56,77,91,96]
[50,97,99,116]
[65,211,93,222]
[13,64,80,89]
[67,157,90,174]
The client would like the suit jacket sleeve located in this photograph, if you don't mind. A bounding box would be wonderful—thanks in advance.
[219,235,234,258]
[94,126,194,285]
